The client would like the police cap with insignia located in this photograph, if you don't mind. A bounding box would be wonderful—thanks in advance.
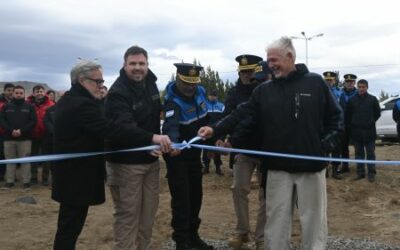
[322,71,337,80]
[174,63,204,84]
[253,61,272,82]
[343,73,357,82]
[235,54,263,71]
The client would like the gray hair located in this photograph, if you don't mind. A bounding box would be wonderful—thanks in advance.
[70,59,102,84]
[266,36,296,61]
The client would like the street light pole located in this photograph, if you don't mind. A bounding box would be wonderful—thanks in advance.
[290,31,323,66]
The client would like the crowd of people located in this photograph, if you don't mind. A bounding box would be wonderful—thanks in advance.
[0,36,394,250]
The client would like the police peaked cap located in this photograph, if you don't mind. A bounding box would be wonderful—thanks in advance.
[253,61,272,82]
[343,74,357,81]
[174,63,204,84]
[322,71,337,80]
[235,54,263,71]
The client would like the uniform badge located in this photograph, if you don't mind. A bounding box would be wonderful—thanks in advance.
[165,110,174,118]
[241,57,248,65]
[189,68,197,76]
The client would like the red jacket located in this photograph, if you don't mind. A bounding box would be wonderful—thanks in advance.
[26,95,55,139]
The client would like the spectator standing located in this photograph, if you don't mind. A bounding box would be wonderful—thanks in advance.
[202,89,225,175]
[26,85,55,185]
[0,85,36,189]
[0,83,14,181]
[338,74,358,173]
[346,79,381,182]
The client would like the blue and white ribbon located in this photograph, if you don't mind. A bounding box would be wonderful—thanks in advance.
[1,136,399,166]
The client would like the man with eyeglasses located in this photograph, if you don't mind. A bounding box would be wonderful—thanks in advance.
[104,45,171,250]
[52,60,105,249]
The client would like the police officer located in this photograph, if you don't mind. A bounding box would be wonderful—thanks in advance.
[162,63,214,250]
[223,55,266,250]
[202,89,224,175]
[323,71,342,179]
[339,74,358,173]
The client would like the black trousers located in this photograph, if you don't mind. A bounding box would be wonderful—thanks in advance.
[166,159,203,243]
[340,129,351,167]
[54,203,89,250]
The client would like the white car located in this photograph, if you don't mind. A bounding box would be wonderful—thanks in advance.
[376,96,399,142]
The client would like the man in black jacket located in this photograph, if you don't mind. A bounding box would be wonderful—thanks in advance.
[199,36,343,250]
[104,45,171,250]
[222,55,267,250]
[346,79,380,182]
[0,85,36,189]
[52,59,170,250]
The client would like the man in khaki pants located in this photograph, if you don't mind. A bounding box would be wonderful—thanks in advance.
[221,55,266,249]
[199,36,343,250]
[0,85,37,189]
[105,45,171,250]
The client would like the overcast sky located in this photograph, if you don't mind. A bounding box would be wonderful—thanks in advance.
[1,0,399,96]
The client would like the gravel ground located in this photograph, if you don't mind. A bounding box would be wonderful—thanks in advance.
[162,236,400,249]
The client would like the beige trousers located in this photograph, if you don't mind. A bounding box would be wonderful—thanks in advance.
[232,154,266,243]
[106,161,160,250]
[4,140,32,184]
[264,169,327,250]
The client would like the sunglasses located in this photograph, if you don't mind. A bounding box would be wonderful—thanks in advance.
[85,77,105,85]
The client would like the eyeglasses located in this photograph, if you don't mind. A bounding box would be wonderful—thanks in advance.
[84,77,105,85]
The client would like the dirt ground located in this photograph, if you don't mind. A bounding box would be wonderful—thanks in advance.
[0,144,400,250]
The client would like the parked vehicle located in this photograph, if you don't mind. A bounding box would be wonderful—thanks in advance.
[376,96,400,142]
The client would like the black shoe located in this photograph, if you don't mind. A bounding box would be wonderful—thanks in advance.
[189,235,214,250]
[354,175,365,181]
[42,179,49,186]
[202,166,210,174]
[368,176,375,182]
[31,179,38,185]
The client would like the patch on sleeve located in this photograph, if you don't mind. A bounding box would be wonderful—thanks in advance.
[165,110,174,118]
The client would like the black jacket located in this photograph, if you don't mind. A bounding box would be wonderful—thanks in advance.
[223,80,262,151]
[104,69,161,164]
[52,84,143,206]
[213,64,344,173]
[346,93,381,143]
[0,99,37,140]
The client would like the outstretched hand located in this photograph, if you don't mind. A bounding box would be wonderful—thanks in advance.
[198,126,214,139]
